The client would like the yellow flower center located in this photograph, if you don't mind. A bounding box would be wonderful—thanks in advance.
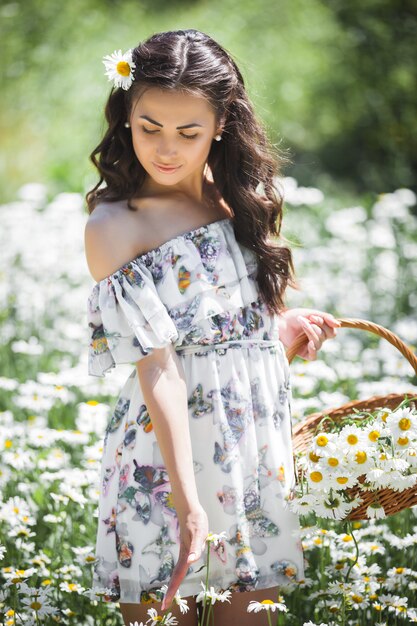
[399,418,411,431]
[310,471,323,483]
[355,451,367,464]
[368,430,380,442]
[261,599,275,604]
[336,476,348,484]
[347,434,358,445]
[328,457,339,467]
[309,451,320,462]
[117,61,131,76]
[397,436,409,446]
[316,435,328,447]
[31,602,42,610]
[87,400,99,406]
[396,567,404,573]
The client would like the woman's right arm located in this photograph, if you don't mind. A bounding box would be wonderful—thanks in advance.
[136,346,202,520]
[85,215,208,607]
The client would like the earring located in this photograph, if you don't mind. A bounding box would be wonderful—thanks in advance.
[214,134,222,141]
[124,121,131,128]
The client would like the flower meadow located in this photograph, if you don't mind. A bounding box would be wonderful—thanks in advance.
[0,179,416,625]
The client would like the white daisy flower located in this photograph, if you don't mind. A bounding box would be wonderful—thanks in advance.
[247,598,288,613]
[310,431,338,455]
[159,584,189,614]
[102,48,136,90]
[386,406,417,440]
[146,607,178,625]
[195,580,231,605]
[366,501,387,520]
[337,424,367,451]
[315,493,357,520]
[287,493,317,515]
[306,466,333,490]
[205,531,228,547]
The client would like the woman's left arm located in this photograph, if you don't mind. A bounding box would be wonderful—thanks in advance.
[277,307,341,361]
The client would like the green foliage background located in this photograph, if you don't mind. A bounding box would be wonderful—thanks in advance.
[0,0,416,205]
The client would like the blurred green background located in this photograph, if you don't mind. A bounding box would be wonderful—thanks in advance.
[0,0,416,205]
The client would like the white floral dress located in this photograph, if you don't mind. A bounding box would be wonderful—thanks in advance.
[87,216,305,604]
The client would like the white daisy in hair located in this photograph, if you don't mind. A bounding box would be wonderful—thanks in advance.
[102,48,136,90]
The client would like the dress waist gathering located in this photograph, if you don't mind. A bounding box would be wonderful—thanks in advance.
[175,338,285,356]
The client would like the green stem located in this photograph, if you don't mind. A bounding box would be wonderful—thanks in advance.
[200,544,211,626]
[266,610,273,626]
[206,602,214,626]
[343,521,360,584]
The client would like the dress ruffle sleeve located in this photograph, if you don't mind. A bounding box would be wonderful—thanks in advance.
[87,262,179,377]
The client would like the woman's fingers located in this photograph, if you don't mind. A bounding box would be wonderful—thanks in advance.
[160,554,189,610]
[161,539,206,611]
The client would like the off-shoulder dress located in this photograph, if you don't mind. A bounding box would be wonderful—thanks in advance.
[87,216,305,604]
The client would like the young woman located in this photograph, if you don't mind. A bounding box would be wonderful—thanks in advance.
[85,28,340,626]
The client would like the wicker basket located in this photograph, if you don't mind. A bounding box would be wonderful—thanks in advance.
[287,317,417,520]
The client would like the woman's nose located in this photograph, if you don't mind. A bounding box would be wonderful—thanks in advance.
[155,139,178,159]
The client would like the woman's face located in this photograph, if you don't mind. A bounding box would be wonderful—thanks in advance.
[128,87,221,194]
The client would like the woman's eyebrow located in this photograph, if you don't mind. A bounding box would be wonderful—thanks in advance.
[139,115,203,129]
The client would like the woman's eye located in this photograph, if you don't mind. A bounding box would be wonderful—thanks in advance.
[141,127,198,140]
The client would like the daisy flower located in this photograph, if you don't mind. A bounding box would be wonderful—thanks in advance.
[205,531,228,547]
[159,584,189,614]
[385,406,417,440]
[146,607,178,625]
[287,493,317,515]
[310,431,338,456]
[366,501,387,520]
[102,49,136,90]
[315,493,358,520]
[337,424,367,451]
[195,580,231,605]
[247,598,288,613]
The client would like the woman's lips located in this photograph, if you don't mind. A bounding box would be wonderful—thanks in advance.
[153,162,182,173]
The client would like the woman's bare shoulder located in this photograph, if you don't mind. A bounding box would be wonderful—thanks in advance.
[84,200,137,282]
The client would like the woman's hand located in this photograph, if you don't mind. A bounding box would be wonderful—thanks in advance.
[279,307,341,361]
[160,503,209,612]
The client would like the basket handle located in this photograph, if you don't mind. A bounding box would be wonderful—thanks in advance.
[285,317,417,376]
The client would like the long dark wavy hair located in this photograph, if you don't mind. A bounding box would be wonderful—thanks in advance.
[86,28,300,315]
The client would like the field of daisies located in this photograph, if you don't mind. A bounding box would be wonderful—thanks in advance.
[1,178,417,626]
